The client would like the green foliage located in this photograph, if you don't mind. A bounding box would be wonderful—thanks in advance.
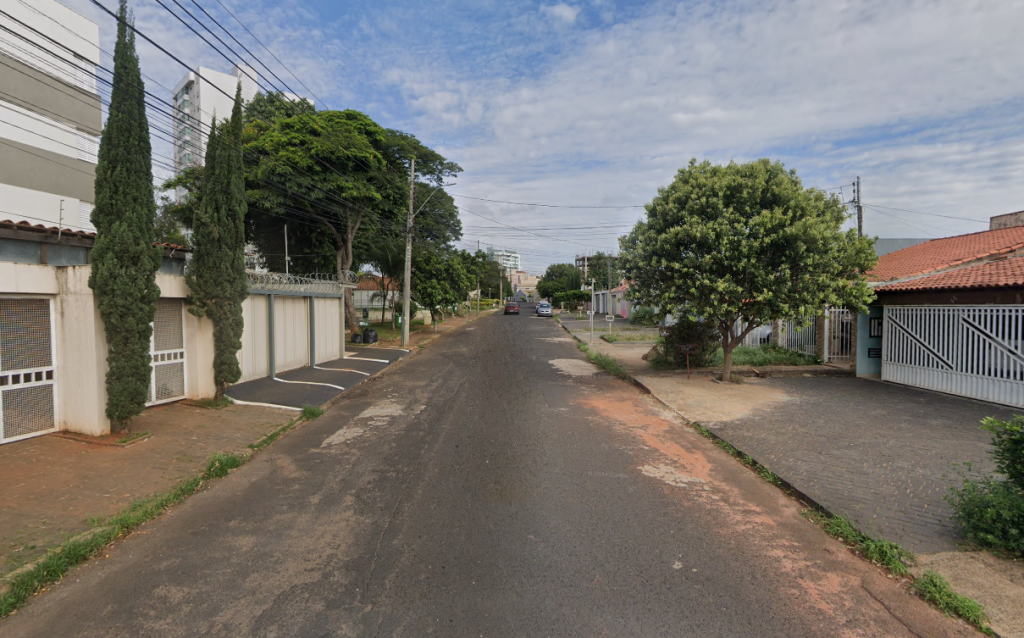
[912,572,992,634]
[553,289,590,308]
[710,344,821,367]
[202,452,244,480]
[585,251,621,290]
[538,263,583,300]
[948,475,1024,557]
[186,88,248,398]
[88,0,162,430]
[662,317,719,367]
[627,306,659,325]
[577,342,631,381]
[817,514,915,576]
[619,158,877,380]
[980,415,1024,490]
[478,258,511,299]
[411,248,475,321]
[301,405,324,420]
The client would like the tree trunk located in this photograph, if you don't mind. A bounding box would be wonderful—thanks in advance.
[722,342,734,383]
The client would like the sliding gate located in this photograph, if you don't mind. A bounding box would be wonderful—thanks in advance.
[882,305,1024,408]
[0,297,57,443]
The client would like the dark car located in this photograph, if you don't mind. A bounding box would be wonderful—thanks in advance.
[504,302,520,315]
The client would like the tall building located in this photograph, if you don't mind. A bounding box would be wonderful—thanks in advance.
[171,64,258,172]
[486,247,520,272]
[0,0,101,233]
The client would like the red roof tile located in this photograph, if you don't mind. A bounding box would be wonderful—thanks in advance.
[870,226,1024,281]
[877,255,1024,292]
[1,219,190,252]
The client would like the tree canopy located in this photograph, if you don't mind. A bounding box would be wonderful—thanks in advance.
[619,158,876,381]
[537,263,583,300]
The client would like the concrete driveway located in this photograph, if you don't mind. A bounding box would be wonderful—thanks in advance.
[639,374,1016,553]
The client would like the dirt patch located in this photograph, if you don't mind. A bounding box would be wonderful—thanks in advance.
[914,551,1024,638]
[639,464,707,487]
[635,374,791,423]
[549,359,599,376]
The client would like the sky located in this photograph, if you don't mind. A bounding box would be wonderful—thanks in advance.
[60,0,1024,273]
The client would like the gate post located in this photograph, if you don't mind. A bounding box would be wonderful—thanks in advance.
[308,295,315,367]
[268,294,276,379]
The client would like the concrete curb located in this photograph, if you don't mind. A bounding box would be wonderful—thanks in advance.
[0,526,108,594]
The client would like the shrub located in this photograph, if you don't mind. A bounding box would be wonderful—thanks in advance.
[627,306,659,326]
[203,452,244,480]
[981,415,1024,490]
[662,317,719,368]
[948,476,1024,557]
[301,405,324,420]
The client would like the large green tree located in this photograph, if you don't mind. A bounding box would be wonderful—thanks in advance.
[537,263,583,300]
[412,248,475,322]
[619,158,876,381]
[88,0,162,432]
[585,252,621,290]
[185,87,248,399]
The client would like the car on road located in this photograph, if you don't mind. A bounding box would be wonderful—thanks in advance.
[536,302,552,317]
[504,302,520,315]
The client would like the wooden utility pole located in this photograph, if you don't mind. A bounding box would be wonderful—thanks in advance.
[401,158,415,347]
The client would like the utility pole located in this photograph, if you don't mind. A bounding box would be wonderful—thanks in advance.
[401,158,415,347]
[589,278,596,345]
[855,176,863,237]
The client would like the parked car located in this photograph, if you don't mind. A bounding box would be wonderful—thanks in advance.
[504,302,520,315]
[536,302,552,317]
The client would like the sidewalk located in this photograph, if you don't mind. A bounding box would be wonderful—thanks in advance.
[0,402,292,576]
[568,322,1024,637]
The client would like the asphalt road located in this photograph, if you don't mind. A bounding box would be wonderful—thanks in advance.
[0,307,974,637]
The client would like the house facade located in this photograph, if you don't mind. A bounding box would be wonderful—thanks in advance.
[856,223,1024,408]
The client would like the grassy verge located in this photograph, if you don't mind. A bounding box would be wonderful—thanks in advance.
[0,409,320,618]
[601,332,659,343]
[801,510,915,576]
[577,341,631,381]
[189,396,233,410]
[114,431,150,445]
[710,343,821,367]
[913,571,994,635]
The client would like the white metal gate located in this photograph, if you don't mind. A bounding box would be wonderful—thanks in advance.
[0,297,57,443]
[825,307,852,364]
[783,316,817,355]
[148,299,186,406]
[883,305,1024,408]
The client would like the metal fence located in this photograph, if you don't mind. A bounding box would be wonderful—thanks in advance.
[782,316,817,356]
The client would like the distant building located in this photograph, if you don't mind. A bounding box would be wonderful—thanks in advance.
[0,0,101,232]
[171,64,259,173]
[511,270,538,298]
[990,210,1024,230]
[486,247,520,272]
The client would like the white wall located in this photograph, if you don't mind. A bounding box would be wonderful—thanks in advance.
[274,296,309,373]
[238,295,269,383]
[314,297,342,364]
[0,0,100,92]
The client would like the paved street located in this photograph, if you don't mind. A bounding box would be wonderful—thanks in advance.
[0,309,974,637]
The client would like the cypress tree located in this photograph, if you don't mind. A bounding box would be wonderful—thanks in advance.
[88,0,162,432]
[186,86,248,398]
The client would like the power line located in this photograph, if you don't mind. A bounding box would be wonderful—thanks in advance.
[452,193,645,209]
[862,205,936,238]
[865,203,988,224]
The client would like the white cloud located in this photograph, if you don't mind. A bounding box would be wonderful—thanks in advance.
[540,3,581,25]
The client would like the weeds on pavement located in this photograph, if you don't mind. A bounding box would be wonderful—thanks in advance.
[301,405,324,420]
[576,342,631,381]
[190,396,232,410]
[203,452,245,480]
[912,571,993,635]
[114,431,149,445]
[802,510,915,577]
[249,418,299,452]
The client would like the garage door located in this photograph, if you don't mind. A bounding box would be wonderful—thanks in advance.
[0,297,57,443]
[148,299,186,405]
[883,305,1024,408]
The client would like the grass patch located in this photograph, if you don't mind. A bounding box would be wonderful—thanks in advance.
[249,419,297,452]
[912,571,993,635]
[301,405,324,420]
[804,511,915,577]
[202,452,245,480]
[115,431,149,445]
[0,448,250,618]
[601,332,659,343]
[190,396,232,410]
[577,341,631,381]
[711,344,821,367]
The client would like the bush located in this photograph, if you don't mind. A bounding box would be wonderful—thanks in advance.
[948,475,1024,557]
[203,452,244,480]
[661,317,719,367]
[627,306,659,326]
[981,415,1024,490]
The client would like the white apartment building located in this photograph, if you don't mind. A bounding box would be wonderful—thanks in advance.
[0,0,101,233]
[486,247,520,272]
[171,64,258,172]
